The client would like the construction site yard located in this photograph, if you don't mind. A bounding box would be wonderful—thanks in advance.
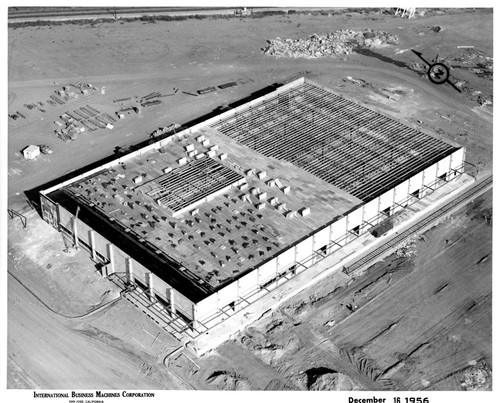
[167,191,491,391]
[7,7,492,392]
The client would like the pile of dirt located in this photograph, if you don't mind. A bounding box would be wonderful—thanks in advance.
[310,372,359,391]
[458,361,492,391]
[294,367,360,391]
[263,30,398,58]
[206,370,252,390]
[264,378,295,390]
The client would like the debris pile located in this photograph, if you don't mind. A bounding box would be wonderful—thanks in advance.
[448,50,493,80]
[459,362,492,391]
[395,235,418,258]
[149,123,181,138]
[38,144,53,154]
[263,30,398,58]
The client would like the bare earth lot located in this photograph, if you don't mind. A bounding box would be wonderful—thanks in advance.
[7,8,492,390]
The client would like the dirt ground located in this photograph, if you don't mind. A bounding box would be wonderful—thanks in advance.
[7,7,492,391]
[176,190,491,391]
[7,211,185,389]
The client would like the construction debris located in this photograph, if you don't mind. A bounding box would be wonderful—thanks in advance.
[396,235,418,258]
[448,49,493,80]
[38,144,54,154]
[150,124,181,138]
[141,99,162,107]
[198,87,217,95]
[218,82,238,90]
[263,30,398,58]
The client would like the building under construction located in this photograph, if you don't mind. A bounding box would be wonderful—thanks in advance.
[39,78,465,349]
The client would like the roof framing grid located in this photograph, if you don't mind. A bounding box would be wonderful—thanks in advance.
[210,80,458,201]
[147,157,244,212]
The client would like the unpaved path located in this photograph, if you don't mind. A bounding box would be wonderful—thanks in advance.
[7,273,183,389]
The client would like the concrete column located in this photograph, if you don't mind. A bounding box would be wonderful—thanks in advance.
[169,288,176,315]
[191,305,198,332]
[126,257,134,284]
[101,264,108,278]
[107,243,115,274]
[89,230,96,260]
[147,272,155,302]
[72,217,79,250]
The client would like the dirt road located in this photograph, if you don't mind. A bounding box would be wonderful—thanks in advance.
[7,273,183,389]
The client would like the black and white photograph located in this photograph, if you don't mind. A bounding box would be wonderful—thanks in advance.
[3,2,496,401]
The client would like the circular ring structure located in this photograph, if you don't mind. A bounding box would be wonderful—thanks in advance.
[427,63,450,85]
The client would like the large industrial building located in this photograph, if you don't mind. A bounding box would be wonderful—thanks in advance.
[40,77,465,344]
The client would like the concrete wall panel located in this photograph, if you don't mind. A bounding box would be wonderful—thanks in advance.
[363,198,379,222]
[346,207,363,230]
[196,293,218,320]
[258,259,277,283]
[437,155,451,177]
[58,207,73,229]
[409,171,424,194]
[422,164,438,186]
[237,269,259,295]
[313,227,330,251]
[330,216,347,242]
[450,148,465,170]
[379,190,394,212]
[277,247,296,270]
[217,281,238,308]
[295,236,314,263]
[394,180,409,204]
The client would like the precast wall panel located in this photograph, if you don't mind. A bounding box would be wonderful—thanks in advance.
[451,148,465,171]
[313,226,330,251]
[153,272,194,319]
[346,207,363,231]
[258,259,278,283]
[437,155,451,177]
[196,293,218,321]
[409,172,424,195]
[379,189,394,212]
[394,181,409,206]
[363,198,380,224]
[331,216,348,243]
[237,268,259,295]
[217,281,239,308]
[295,236,314,264]
[58,207,74,230]
[111,245,129,277]
[277,247,296,270]
[130,260,149,287]
[422,164,438,187]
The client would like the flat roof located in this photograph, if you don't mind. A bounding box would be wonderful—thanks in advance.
[49,125,361,301]
[46,78,460,302]
[211,79,460,202]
